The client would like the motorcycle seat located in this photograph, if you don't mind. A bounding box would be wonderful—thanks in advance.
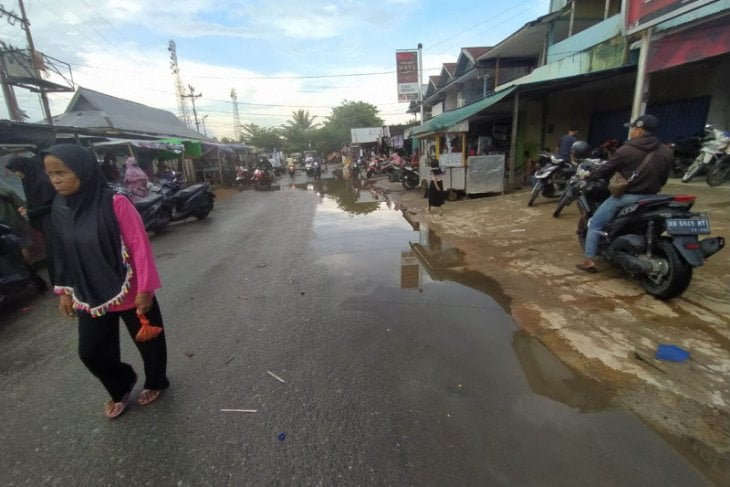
[135,194,163,210]
[635,194,674,205]
[174,184,205,201]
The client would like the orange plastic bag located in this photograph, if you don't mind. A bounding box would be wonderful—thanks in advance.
[135,312,163,342]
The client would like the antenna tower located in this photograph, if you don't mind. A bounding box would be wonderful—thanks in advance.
[168,40,191,128]
[230,88,241,141]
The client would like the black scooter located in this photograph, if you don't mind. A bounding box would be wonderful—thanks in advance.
[157,178,215,221]
[0,223,46,305]
[576,180,724,299]
[134,192,171,234]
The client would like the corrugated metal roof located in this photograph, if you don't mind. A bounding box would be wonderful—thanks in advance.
[52,87,209,140]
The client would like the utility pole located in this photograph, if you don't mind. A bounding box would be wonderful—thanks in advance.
[201,114,208,137]
[17,0,51,124]
[417,43,424,125]
[183,84,202,133]
[230,88,241,141]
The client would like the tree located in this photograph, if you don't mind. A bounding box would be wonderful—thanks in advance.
[282,110,319,152]
[241,123,285,151]
[286,110,318,131]
[317,101,384,153]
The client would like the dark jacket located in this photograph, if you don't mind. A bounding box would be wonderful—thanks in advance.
[591,135,673,194]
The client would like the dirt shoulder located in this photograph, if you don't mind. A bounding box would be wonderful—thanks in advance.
[380,177,730,480]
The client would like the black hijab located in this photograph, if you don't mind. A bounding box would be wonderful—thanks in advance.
[44,144,130,316]
[6,155,57,229]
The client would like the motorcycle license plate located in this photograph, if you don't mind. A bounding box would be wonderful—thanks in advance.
[666,218,711,235]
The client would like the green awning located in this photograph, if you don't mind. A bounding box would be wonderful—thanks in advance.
[410,86,516,137]
[158,137,203,158]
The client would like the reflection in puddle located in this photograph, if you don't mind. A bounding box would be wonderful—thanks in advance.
[298,179,719,485]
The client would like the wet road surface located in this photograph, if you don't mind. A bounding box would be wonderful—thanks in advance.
[0,173,711,485]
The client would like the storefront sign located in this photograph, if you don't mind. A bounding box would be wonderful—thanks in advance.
[439,152,463,168]
[625,0,719,34]
[647,16,730,72]
[396,50,420,102]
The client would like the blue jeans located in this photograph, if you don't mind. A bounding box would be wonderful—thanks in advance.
[584,194,646,259]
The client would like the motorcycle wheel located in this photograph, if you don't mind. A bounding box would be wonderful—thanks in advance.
[681,156,704,182]
[527,183,541,207]
[402,175,418,190]
[705,159,730,187]
[577,213,588,249]
[194,197,214,220]
[152,209,171,234]
[553,191,573,218]
[640,239,692,300]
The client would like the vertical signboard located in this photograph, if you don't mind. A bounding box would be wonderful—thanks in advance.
[396,50,420,102]
[625,0,719,34]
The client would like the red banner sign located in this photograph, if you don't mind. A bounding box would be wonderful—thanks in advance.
[626,0,719,34]
[396,50,419,102]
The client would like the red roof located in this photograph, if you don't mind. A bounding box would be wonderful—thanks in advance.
[463,46,492,60]
[442,63,457,75]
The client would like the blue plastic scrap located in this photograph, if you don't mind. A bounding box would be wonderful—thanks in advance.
[655,344,690,362]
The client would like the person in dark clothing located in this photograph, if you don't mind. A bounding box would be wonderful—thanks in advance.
[6,155,58,285]
[427,158,445,210]
[557,127,578,162]
[100,153,120,183]
[576,114,673,272]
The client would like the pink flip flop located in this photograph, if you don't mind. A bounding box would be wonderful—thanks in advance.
[104,375,137,419]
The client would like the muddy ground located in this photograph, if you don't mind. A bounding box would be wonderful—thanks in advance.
[378,176,730,483]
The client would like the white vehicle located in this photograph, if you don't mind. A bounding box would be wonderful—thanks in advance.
[682,126,730,182]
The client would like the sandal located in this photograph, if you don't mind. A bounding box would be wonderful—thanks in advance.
[138,389,163,406]
[575,263,599,273]
[104,375,137,420]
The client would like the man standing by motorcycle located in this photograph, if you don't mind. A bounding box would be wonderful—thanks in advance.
[576,114,673,273]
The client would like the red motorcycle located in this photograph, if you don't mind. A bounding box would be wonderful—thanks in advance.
[234,166,251,187]
[252,167,274,189]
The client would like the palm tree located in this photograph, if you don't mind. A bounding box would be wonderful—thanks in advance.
[286,110,318,131]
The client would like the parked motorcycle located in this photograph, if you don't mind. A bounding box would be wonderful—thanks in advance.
[528,152,576,206]
[133,191,171,234]
[288,164,296,178]
[0,223,46,305]
[156,177,215,220]
[576,180,724,299]
[401,165,420,190]
[234,166,251,187]
[705,153,730,187]
[350,158,362,179]
[669,133,703,178]
[681,126,730,182]
[553,157,604,218]
[312,161,322,181]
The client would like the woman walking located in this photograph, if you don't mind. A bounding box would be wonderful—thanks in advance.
[123,156,149,201]
[6,155,58,285]
[43,144,169,419]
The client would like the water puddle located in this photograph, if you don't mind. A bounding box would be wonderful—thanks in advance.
[292,176,716,484]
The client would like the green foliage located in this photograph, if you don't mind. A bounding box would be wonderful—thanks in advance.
[241,123,284,151]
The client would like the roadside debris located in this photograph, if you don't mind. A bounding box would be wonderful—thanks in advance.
[633,352,666,374]
[237,295,248,300]
[267,370,286,383]
[278,432,287,441]
[220,409,257,413]
[184,352,195,358]
[224,357,234,365]
[256,263,269,268]
[655,344,690,362]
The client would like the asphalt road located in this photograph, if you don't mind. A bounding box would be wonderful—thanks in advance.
[0,173,710,486]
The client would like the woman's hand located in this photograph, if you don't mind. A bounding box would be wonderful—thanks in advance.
[135,292,153,315]
[59,295,75,319]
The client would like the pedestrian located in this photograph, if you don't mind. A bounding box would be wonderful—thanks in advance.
[100,152,120,183]
[123,156,149,201]
[557,127,579,162]
[426,157,446,211]
[576,114,673,273]
[43,144,169,419]
[6,155,58,285]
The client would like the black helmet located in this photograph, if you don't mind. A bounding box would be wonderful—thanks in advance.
[429,157,440,168]
[571,140,591,160]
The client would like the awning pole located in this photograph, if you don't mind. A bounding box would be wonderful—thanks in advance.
[508,90,520,194]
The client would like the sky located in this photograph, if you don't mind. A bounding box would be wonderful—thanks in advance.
[1,0,550,139]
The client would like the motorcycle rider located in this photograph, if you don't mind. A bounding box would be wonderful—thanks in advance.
[576,114,673,273]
